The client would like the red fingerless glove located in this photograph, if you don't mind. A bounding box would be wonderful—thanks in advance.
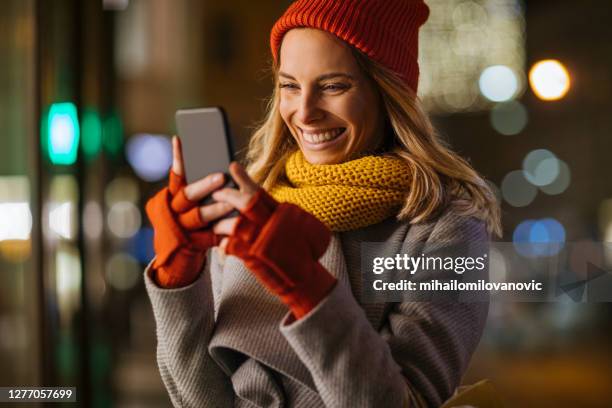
[145,170,220,288]
[226,189,337,319]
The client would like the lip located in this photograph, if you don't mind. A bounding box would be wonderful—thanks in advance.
[298,127,347,151]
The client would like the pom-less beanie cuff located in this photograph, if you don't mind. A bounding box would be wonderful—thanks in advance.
[270,0,430,93]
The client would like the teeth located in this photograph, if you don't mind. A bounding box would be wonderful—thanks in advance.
[302,128,344,144]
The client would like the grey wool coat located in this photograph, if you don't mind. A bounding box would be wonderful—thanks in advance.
[144,208,490,408]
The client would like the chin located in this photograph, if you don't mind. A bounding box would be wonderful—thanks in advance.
[301,150,345,165]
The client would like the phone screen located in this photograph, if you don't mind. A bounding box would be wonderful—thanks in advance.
[175,107,235,185]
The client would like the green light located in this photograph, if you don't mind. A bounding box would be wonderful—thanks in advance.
[56,331,77,379]
[81,108,102,161]
[103,110,123,158]
[47,102,80,165]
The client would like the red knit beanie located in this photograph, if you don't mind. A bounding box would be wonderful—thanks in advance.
[270,0,430,93]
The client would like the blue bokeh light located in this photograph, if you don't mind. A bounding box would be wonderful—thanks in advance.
[513,218,565,257]
[126,134,172,182]
[125,227,155,264]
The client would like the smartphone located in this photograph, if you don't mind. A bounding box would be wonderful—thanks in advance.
[175,107,237,206]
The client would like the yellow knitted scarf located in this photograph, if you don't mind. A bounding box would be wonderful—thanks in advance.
[269,151,410,232]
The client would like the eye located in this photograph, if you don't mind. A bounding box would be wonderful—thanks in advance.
[279,82,299,90]
[321,83,350,92]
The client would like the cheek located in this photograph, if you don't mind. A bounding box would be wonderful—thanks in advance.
[339,98,371,132]
[279,96,297,123]
[341,94,382,150]
[279,99,289,120]
[278,99,299,143]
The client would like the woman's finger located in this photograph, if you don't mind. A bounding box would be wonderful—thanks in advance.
[177,202,233,230]
[182,173,225,203]
[177,207,208,230]
[200,202,235,224]
[172,136,185,176]
[213,216,239,236]
[229,162,259,194]
[169,136,188,195]
[212,187,252,211]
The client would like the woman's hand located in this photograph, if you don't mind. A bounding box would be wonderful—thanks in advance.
[210,162,261,251]
[212,167,336,320]
[145,136,234,287]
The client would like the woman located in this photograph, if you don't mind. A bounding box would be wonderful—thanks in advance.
[145,0,501,407]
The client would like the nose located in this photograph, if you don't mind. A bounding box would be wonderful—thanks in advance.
[296,89,323,124]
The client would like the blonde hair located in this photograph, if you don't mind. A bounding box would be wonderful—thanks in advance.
[246,48,502,237]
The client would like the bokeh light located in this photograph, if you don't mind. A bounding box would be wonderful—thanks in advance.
[49,203,74,240]
[529,59,571,101]
[46,102,80,166]
[0,176,32,262]
[513,219,536,255]
[479,65,519,102]
[126,227,155,264]
[490,100,529,135]
[107,201,141,239]
[531,218,566,243]
[105,253,141,290]
[540,159,571,195]
[104,177,139,207]
[48,175,79,241]
[522,149,560,187]
[513,218,566,257]
[81,108,103,161]
[83,201,104,240]
[103,110,124,158]
[126,134,172,182]
[0,202,33,241]
[501,170,537,207]
[0,175,32,241]
[56,244,82,327]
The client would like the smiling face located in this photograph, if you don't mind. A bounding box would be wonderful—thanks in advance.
[278,28,385,165]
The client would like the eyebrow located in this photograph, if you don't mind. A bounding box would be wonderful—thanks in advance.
[278,71,355,81]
